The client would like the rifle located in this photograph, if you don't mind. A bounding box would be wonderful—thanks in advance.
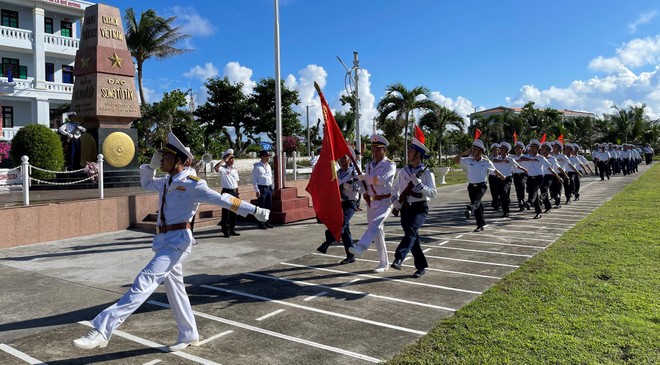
[392,166,429,217]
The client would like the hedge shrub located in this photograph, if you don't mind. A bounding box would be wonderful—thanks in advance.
[10,124,65,179]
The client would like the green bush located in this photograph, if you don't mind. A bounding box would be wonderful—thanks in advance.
[10,124,64,179]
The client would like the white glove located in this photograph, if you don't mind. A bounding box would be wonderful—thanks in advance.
[358,174,371,183]
[392,200,403,210]
[149,151,162,170]
[342,183,353,191]
[411,175,421,186]
[67,133,74,138]
[254,207,270,222]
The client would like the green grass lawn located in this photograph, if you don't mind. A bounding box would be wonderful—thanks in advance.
[433,168,468,186]
[388,165,660,365]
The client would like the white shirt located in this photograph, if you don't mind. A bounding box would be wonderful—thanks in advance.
[492,156,522,177]
[392,164,437,204]
[58,122,86,139]
[460,156,496,183]
[252,161,273,192]
[338,167,360,201]
[511,154,526,174]
[643,146,654,154]
[553,153,570,171]
[593,150,610,162]
[310,155,320,169]
[522,153,553,177]
[364,157,397,197]
[543,155,561,176]
[219,164,240,189]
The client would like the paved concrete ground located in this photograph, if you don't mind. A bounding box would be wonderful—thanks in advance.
[0,165,649,364]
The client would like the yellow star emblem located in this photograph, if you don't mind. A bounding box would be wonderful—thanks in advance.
[79,56,90,68]
[330,159,337,182]
[107,52,123,68]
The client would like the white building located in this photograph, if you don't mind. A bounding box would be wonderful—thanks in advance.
[0,0,93,140]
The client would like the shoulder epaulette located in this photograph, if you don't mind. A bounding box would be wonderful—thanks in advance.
[187,175,201,181]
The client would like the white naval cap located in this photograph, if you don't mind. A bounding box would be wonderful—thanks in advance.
[541,141,553,150]
[160,132,194,161]
[572,143,580,150]
[514,141,526,150]
[410,137,430,154]
[472,139,486,152]
[553,140,563,149]
[490,143,501,150]
[499,141,512,152]
[529,139,541,148]
[222,148,234,159]
[370,134,390,147]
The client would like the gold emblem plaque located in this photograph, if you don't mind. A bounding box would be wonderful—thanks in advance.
[102,132,135,167]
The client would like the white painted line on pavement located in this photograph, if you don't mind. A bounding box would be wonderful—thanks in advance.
[142,360,162,365]
[200,285,427,335]
[468,232,552,243]
[423,248,432,253]
[438,240,449,246]
[149,300,382,363]
[434,246,533,257]
[0,344,45,365]
[455,234,463,239]
[485,228,562,236]
[490,223,572,230]
[303,291,328,301]
[449,238,545,249]
[423,253,519,268]
[247,272,456,311]
[285,260,483,294]
[311,252,500,279]
[198,331,233,346]
[256,309,286,321]
[78,321,222,365]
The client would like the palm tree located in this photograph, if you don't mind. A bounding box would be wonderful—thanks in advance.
[124,8,192,105]
[376,83,436,164]
[418,103,464,166]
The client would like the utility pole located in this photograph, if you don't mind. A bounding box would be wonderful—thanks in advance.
[337,51,361,167]
[306,104,315,156]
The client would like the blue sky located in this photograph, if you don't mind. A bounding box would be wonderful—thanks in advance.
[103,0,660,135]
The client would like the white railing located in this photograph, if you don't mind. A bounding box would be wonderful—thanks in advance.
[20,154,104,206]
[1,76,33,89]
[0,25,33,42]
[1,127,58,141]
[44,34,79,49]
[45,81,74,92]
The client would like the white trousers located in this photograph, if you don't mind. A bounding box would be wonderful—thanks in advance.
[356,201,392,268]
[91,246,198,343]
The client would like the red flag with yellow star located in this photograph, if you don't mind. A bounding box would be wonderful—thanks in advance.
[306,82,352,242]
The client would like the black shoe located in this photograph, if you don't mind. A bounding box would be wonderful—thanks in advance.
[502,213,509,218]
[391,259,402,270]
[544,208,551,214]
[230,231,241,236]
[258,223,267,229]
[574,195,580,201]
[533,213,542,219]
[464,206,471,219]
[473,226,484,232]
[316,243,330,254]
[223,232,230,238]
[339,257,355,265]
[565,198,571,205]
[518,206,524,212]
[524,202,531,210]
[265,222,274,228]
[412,269,426,278]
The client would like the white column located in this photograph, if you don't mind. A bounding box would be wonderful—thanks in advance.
[35,98,50,127]
[32,7,46,89]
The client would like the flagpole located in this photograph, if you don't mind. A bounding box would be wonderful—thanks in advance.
[274,0,283,189]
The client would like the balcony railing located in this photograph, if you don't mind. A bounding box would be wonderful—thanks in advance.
[45,81,74,93]
[1,77,33,89]
[2,127,59,141]
[44,34,79,56]
[0,25,33,41]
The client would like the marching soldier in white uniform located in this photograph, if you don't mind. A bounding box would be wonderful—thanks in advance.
[492,141,527,217]
[488,143,502,210]
[511,141,528,211]
[73,133,270,351]
[252,150,275,229]
[349,135,397,273]
[519,139,562,219]
[215,148,241,237]
[593,144,611,181]
[390,137,437,278]
[453,139,506,232]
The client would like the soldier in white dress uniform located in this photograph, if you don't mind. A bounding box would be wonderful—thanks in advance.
[492,141,527,217]
[214,148,241,237]
[252,150,275,229]
[349,135,397,273]
[73,133,270,352]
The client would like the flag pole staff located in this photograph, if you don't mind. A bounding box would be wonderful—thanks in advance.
[274,0,284,189]
[314,81,369,207]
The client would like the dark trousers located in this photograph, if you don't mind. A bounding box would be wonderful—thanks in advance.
[622,158,630,175]
[598,161,610,180]
[394,201,429,270]
[488,175,501,209]
[572,172,581,197]
[467,183,488,228]
[563,172,574,202]
[221,188,238,234]
[540,174,553,211]
[500,176,512,214]
[645,153,653,165]
[526,175,543,214]
[513,173,527,207]
[324,200,357,258]
[550,175,563,206]
[257,185,273,211]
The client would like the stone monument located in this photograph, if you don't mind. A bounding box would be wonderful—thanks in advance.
[70,4,141,171]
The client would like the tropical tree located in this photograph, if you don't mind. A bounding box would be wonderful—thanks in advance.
[376,83,436,164]
[251,77,303,141]
[418,103,464,165]
[124,8,192,105]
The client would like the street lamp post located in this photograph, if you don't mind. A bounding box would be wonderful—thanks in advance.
[337,51,361,168]
[306,104,315,156]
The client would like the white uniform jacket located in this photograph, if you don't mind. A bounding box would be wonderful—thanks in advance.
[363,158,396,207]
[392,165,437,205]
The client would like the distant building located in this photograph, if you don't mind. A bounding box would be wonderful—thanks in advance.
[0,0,93,140]
[467,106,597,127]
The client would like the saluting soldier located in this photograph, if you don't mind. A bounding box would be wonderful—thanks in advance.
[390,137,437,278]
[349,135,397,273]
[453,139,506,232]
[492,141,527,217]
[214,148,241,237]
[74,133,269,351]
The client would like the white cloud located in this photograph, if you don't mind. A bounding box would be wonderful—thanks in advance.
[169,6,216,37]
[286,64,328,134]
[588,56,623,73]
[628,11,656,34]
[223,62,257,95]
[183,62,219,82]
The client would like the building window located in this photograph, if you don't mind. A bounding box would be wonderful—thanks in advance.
[1,9,19,28]
[62,65,73,84]
[45,17,53,34]
[45,63,54,82]
[2,106,13,128]
[2,58,27,79]
[61,20,72,37]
